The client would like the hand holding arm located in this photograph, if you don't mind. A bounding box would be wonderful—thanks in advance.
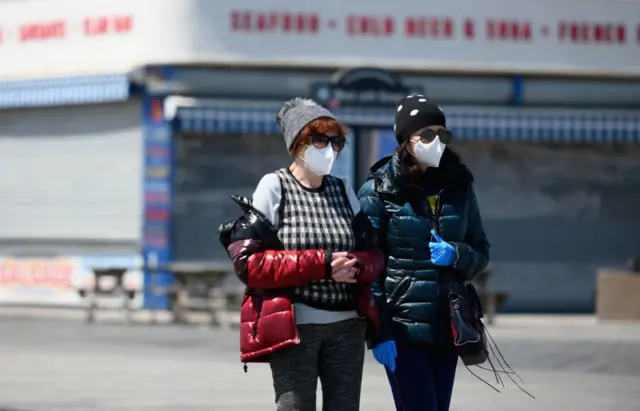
[331,252,358,283]
[348,249,386,284]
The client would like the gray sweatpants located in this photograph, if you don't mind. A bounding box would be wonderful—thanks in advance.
[269,318,366,411]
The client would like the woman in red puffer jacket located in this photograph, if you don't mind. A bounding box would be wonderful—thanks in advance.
[220,97,385,411]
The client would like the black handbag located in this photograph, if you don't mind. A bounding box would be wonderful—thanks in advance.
[448,282,488,366]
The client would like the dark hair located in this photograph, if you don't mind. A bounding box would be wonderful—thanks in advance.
[289,118,348,157]
[396,139,421,177]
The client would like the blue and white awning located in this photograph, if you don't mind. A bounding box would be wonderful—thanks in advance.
[169,98,640,143]
[0,73,131,108]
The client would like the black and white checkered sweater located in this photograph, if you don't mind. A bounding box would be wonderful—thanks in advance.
[275,168,357,311]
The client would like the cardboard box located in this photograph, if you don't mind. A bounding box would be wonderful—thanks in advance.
[596,269,640,321]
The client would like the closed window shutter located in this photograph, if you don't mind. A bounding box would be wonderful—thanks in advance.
[0,100,142,243]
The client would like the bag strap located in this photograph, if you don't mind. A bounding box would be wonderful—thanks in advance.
[335,176,360,218]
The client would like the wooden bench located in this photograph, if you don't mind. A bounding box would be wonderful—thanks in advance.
[472,268,509,325]
[145,262,237,326]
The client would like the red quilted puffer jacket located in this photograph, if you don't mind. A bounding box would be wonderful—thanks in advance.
[219,196,386,367]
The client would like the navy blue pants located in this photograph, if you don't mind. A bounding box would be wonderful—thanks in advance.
[386,344,458,411]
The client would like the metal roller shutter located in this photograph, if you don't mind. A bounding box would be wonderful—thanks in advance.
[0,100,142,251]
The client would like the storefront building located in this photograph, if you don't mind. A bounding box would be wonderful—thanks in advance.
[0,0,639,311]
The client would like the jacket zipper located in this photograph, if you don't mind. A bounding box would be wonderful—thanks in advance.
[252,297,263,338]
[432,188,453,339]
[243,294,264,373]
[432,189,444,237]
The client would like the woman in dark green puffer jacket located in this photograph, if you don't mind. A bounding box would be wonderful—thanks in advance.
[357,95,490,411]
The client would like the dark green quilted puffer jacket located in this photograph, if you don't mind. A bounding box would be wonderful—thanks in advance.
[357,150,490,347]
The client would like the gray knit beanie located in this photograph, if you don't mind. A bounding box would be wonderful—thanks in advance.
[275,97,337,151]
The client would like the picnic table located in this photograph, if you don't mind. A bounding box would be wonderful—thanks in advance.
[81,261,239,326]
[145,261,238,326]
[82,267,136,324]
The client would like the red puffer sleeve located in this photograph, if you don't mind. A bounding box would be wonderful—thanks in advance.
[349,249,385,285]
[227,239,327,289]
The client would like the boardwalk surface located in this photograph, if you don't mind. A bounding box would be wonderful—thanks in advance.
[0,311,638,411]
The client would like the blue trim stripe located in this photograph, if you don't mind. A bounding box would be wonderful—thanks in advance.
[175,104,640,143]
[0,73,130,108]
[177,106,280,135]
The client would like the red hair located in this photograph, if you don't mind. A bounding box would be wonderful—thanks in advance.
[289,118,348,156]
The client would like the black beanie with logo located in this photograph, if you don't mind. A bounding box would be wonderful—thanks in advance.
[394,95,447,145]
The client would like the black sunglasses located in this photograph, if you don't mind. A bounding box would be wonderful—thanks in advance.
[417,129,453,145]
[311,132,347,152]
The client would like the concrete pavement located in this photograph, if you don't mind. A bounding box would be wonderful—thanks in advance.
[0,310,639,410]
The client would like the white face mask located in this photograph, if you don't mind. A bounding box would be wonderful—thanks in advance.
[301,145,336,176]
[413,136,446,167]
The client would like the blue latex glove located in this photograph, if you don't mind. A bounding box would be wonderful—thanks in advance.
[429,230,456,266]
[372,340,397,372]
